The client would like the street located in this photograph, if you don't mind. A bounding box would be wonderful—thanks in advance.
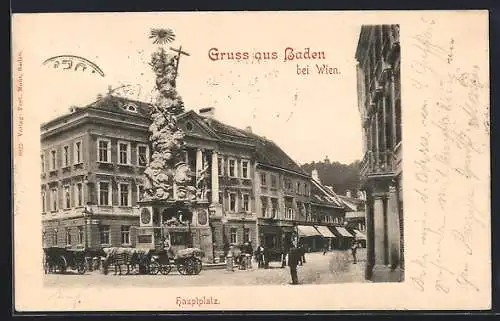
[44,248,369,287]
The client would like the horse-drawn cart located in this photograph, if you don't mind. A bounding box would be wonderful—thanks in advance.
[174,248,203,275]
[148,247,203,275]
[43,246,87,274]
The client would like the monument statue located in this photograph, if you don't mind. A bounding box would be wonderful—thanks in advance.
[139,29,196,202]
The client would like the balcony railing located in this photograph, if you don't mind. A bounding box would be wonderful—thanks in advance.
[375,59,392,84]
[360,150,396,177]
[369,78,384,103]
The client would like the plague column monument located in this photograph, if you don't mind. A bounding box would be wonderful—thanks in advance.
[135,28,213,263]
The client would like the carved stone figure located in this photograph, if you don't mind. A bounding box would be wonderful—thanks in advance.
[140,46,196,202]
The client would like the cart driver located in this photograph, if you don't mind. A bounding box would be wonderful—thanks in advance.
[161,237,170,251]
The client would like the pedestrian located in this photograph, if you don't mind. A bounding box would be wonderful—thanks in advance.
[281,242,289,268]
[288,247,300,285]
[300,243,306,264]
[255,244,262,268]
[263,245,270,269]
[351,240,359,264]
[248,241,254,257]
[323,240,329,255]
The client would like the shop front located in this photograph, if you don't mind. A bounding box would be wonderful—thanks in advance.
[258,221,295,261]
[297,225,322,252]
[315,225,336,250]
[330,225,355,249]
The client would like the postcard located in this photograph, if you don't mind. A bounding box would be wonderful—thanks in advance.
[12,10,490,311]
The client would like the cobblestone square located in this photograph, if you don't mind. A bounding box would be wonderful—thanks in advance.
[44,249,368,287]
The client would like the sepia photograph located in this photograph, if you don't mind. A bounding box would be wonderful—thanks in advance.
[12,11,490,311]
[39,23,402,287]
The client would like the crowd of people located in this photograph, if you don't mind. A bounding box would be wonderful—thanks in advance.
[223,239,361,285]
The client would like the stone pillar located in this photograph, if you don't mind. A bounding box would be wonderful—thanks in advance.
[390,70,397,148]
[374,113,379,167]
[211,151,219,204]
[382,96,387,165]
[195,148,203,200]
[373,194,386,266]
[365,196,374,279]
[196,148,203,178]
[387,184,401,268]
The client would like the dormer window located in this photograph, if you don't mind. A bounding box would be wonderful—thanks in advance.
[186,122,193,131]
[122,103,138,113]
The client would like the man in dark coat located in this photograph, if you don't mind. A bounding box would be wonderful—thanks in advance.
[263,245,270,269]
[255,244,263,268]
[288,247,300,285]
[281,241,290,268]
[351,240,359,264]
[299,243,306,265]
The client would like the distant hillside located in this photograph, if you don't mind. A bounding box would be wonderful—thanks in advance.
[301,158,361,196]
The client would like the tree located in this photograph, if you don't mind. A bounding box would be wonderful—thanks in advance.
[301,160,361,195]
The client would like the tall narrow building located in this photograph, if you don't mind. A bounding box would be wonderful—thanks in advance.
[354,25,404,282]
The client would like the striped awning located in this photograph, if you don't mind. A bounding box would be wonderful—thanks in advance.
[315,226,336,238]
[297,225,322,237]
[333,226,354,237]
[353,229,367,240]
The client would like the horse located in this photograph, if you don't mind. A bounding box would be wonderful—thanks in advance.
[227,245,245,267]
[102,247,140,275]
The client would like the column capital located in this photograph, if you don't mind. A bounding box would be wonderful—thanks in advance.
[372,192,387,200]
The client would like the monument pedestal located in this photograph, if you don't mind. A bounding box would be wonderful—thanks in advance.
[136,199,214,263]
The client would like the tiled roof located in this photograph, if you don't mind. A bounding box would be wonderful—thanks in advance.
[205,118,308,176]
[82,95,308,176]
[86,95,153,118]
[310,179,344,208]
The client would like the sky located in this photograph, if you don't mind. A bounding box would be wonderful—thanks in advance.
[21,12,363,165]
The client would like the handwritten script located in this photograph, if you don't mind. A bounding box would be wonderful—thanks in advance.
[410,16,489,296]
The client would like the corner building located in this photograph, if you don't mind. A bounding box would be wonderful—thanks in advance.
[41,94,346,262]
[355,25,404,282]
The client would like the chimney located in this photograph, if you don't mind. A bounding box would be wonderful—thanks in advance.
[312,169,321,183]
[68,106,78,113]
[346,189,352,198]
[245,126,252,133]
[199,107,215,118]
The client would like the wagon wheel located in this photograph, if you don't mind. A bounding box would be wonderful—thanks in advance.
[176,261,187,275]
[160,264,172,275]
[181,257,196,275]
[77,261,86,274]
[193,258,202,275]
[58,255,68,274]
[150,261,160,275]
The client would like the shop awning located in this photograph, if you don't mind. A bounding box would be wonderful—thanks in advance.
[297,225,322,237]
[353,229,367,240]
[333,226,354,237]
[315,226,336,238]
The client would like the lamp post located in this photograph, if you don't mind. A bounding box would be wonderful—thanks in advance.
[82,202,94,249]
[209,206,216,263]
